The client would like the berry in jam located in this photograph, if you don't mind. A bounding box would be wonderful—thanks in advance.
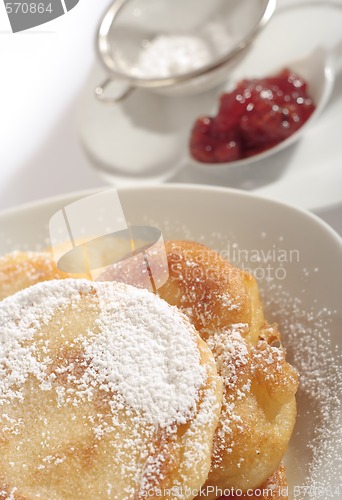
[189,69,316,163]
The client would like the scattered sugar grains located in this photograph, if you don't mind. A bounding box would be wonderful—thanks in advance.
[263,281,342,494]
[206,326,250,461]
[0,279,206,428]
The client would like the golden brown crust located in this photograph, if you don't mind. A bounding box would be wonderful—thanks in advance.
[159,241,256,339]
[158,241,267,346]
[0,251,86,301]
[158,241,298,494]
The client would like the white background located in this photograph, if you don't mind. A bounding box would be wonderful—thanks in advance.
[0,0,108,209]
[0,0,341,235]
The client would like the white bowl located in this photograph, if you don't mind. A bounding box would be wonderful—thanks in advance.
[0,185,341,498]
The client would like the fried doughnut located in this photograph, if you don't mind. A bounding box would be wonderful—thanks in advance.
[157,241,298,495]
[157,241,265,345]
[0,251,85,301]
[0,243,297,497]
[0,279,222,499]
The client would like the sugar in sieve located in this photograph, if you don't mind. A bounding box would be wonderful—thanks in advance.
[95,0,276,104]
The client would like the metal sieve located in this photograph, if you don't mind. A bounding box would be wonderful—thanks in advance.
[95,0,276,104]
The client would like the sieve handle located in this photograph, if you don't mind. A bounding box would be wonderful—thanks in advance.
[94,77,134,104]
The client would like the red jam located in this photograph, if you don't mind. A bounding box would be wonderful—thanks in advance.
[189,69,316,163]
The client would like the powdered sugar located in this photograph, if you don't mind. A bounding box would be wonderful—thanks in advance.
[206,326,249,389]
[263,281,342,496]
[84,282,206,427]
[0,279,87,404]
[131,34,212,78]
[219,293,240,312]
[206,327,250,462]
[0,279,206,428]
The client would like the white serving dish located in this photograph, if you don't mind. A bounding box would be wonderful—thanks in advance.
[0,185,341,499]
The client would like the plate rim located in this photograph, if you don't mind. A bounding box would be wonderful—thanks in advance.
[0,184,341,250]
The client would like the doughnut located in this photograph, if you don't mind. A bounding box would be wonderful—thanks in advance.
[157,241,265,345]
[0,251,85,301]
[157,241,298,495]
[0,279,223,499]
[61,240,297,495]
[0,242,298,497]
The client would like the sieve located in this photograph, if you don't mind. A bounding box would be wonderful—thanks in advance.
[95,0,276,104]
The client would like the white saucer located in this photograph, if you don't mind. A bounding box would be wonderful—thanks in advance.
[78,0,342,210]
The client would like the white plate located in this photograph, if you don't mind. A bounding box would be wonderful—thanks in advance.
[78,0,342,211]
[0,185,341,499]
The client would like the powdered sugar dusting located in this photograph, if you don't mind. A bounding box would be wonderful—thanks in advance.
[263,281,342,494]
[206,327,250,463]
[83,282,206,427]
[205,325,294,467]
[219,292,240,311]
[0,279,206,428]
[0,280,87,404]
[206,326,249,389]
